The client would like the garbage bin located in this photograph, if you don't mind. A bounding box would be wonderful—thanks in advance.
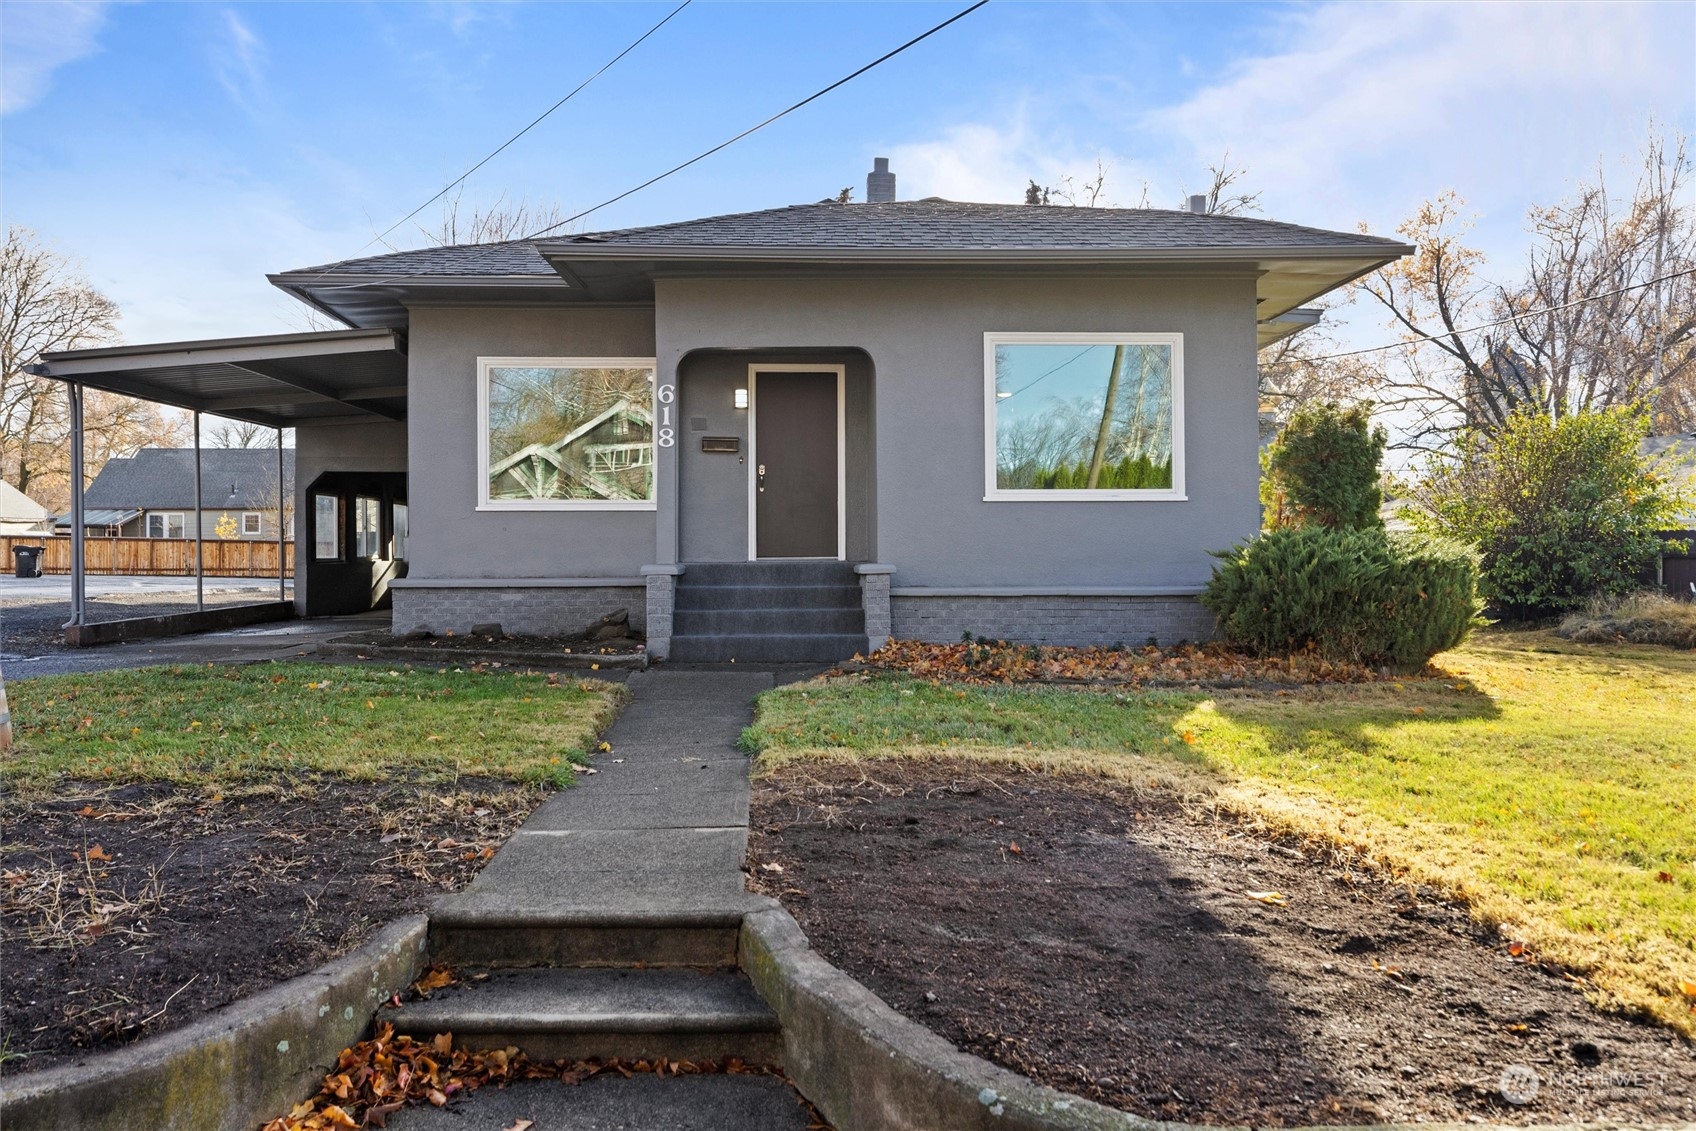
[11,545,44,578]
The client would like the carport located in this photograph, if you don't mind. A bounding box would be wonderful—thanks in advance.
[28,327,408,641]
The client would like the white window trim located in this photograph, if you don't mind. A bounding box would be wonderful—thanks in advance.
[477,356,659,511]
[983,331,1186,502]
[241,511,262,535]
[147,512,186,538]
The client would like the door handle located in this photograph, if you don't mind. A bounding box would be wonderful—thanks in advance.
[757,464,766,493]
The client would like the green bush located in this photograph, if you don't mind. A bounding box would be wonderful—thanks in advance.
[1201,527,1481,669]
[1401,407,1690,620]
[1261,401,1387,530]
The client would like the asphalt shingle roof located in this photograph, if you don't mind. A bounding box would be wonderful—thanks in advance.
[283,200,1406,277]
[83,448,296,511]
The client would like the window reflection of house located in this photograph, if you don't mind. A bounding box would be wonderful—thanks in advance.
[489,397,655,502]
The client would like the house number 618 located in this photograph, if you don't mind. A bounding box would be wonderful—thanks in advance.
[656,383,676,448]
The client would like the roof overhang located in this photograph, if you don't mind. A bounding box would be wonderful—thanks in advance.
[266,274,573,331]
[30,327,408,427]
[1257,306,1323,349]
[532,241,1410,341]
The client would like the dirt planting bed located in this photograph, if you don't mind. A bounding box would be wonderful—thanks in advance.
[748,761,1695,1126]
[0,778,541,1074]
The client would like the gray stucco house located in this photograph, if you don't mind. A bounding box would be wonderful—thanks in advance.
[37,162,1410,659]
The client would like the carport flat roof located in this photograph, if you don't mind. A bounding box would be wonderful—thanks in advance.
[30,327,407,428]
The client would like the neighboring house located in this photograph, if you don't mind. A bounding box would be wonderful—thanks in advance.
[0,481,51,535]
[53,448,295,542]
[1644,432,1696,600]
[34,161,1410,655]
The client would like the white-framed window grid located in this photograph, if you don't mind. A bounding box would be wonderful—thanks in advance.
[477,356,659,511]
[146,512,186,539]
[983,331,1186,502]
[241,511,263,536]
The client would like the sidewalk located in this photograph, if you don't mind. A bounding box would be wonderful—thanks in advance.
[385,669,817,1130]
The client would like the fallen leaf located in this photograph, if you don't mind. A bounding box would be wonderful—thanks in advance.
[1008,841,1023,855]
[85,844,113,862]
[1244,890,1287,906]
[1655,871,1674,884]
[1508,941,1527,957]
[502,1121,535,1131]
[1679,979,1696,998]
[759,862,784,874]
[413,968,457,996]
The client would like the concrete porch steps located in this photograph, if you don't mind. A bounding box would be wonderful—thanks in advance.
[386,967,782,1063]
[427,907,749,970]
[670,562,867,663]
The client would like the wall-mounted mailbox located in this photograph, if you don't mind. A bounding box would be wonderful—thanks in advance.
[701,436,741,453]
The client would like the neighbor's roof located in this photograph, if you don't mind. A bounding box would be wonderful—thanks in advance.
[268,199,1412,340]
[82,448,296,512]
[53,508,142,528]
[1,480,50,522]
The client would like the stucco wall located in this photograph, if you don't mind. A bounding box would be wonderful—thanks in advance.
[293,419,406,616]
[403,304,658,581]
[675,349,875,562]
[653,270,1261,590]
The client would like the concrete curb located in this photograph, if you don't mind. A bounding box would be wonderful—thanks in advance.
[0,916,429,1131]
[64,601,295,647]
[317,637,648,670]
[739,906,1643,1131]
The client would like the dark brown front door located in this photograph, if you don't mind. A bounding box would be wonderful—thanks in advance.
[754,371,839,558]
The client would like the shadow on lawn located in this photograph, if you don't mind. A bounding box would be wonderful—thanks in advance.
[1189,678,1504,767]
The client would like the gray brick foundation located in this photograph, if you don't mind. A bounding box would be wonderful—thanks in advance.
[391,583,645,638]
[889,593,1216,647]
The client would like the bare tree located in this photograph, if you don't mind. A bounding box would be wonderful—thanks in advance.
[1258,303,1385,424]
[1186,152,1262,216]
[417,188,569,246]
[1,227,119,496]
[1357,133,1696,450]
[204,417,291,449]
[0,228,189,511]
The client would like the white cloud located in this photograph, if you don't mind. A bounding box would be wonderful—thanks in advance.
[0,1,112,115]
[1148,1,1694,237]
[211,8,267,108]
[887,114,1155,207]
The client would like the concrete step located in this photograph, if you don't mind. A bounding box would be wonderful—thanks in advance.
[428,906,748,969]
[388,968,782,1063]
[679,561,858,587]
[666,633,869,664]
[672,607,865,636]
[673,583,862,612]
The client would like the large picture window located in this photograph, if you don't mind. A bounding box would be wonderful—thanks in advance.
[479,358,657,510]
[985,333,1184,501]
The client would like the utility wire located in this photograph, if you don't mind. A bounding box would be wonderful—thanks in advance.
[365,0,692,252]
[1304,266,1696,362]
[518,0,991,241]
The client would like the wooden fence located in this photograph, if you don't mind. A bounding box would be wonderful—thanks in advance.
[1,535,294,578]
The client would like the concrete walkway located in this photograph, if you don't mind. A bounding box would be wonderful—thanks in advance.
[389,669,816,1130]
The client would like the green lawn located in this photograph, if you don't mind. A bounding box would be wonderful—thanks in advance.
[0,663,626,795]
[741,630,1696,1035]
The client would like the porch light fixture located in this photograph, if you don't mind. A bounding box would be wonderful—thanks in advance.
[734,388,749,409]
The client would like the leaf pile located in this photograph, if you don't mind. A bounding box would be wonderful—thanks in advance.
[846,638,1404,687]
[260,1022,802,1130]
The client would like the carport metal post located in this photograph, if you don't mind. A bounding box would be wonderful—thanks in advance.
[193,411,204,612]
[276,427,286,602]
[68,381,86,626]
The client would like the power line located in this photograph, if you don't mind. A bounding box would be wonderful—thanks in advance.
[998,345,1095,401]
[365,1,692,252]
[518,0,991,241]
[1305,266,1696,362]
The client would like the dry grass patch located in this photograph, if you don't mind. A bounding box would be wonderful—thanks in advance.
[1558,590,1696,649]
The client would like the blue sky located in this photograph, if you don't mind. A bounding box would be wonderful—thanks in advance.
[3,0,1692,350]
